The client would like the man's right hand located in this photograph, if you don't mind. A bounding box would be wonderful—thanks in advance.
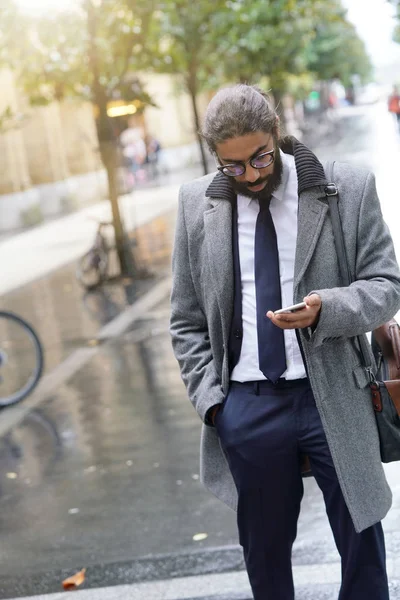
[209,404,220,426]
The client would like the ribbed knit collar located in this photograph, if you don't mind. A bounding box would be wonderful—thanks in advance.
[205,136,328,201]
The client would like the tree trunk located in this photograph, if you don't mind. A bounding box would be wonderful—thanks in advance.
[86,0,136,278]
[187,82,208,176]
[99,140,137,277]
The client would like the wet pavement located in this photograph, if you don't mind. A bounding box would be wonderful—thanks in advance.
[1,102,400,598]
[0,262,165,374]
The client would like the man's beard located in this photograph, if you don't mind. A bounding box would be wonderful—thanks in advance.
[229,142,283,202]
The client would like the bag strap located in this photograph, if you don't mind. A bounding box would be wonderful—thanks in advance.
[324,161,374,375]
[324,162,352,286]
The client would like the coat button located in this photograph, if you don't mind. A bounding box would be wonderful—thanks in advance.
[234,329,242,339]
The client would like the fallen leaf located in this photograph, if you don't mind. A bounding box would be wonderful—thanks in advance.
[62,568,86,590]
[87,339,99,347]
[193,533,208,542]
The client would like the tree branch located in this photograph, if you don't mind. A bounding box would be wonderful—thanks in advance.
[112,4,155,92]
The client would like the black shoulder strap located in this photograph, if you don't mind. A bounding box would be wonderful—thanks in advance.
[324,161,352,286]
[324,161,373,372]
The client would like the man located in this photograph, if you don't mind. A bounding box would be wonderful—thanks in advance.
[170,84,400,599]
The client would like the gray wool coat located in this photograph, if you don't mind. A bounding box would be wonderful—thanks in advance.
[170,137,400,533]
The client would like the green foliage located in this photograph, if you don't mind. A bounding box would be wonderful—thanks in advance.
[0,0,28,67]
[215,0,321,90]
[306,0,372,86]
[155,0,321,96]
[154,0,371,104]
[13,0,156,107]
[18,10,86,103]
[153,0,230,93]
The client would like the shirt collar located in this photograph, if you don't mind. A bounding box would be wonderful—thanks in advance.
[241,149,291,207]
[206,136,328,201]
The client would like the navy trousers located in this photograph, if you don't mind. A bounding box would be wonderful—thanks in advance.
[215,378,389,600]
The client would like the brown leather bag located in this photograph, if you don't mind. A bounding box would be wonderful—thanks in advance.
[370,319,400,463]
[373,320,400,381]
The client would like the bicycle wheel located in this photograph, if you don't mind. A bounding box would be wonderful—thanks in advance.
[0,312,44,407]
[76,249,108,289]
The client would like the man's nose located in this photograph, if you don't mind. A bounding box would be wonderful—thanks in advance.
[244,164,260,183]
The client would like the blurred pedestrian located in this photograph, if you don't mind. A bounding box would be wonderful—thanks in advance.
[120,125,147,184]
[170,83,400,600]
[388,85,400,129]
[145,134,161,178]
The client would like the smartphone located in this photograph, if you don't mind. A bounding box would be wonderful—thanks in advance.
[274,301,306,315]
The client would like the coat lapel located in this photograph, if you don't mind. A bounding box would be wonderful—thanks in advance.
[204,199,234,342]
[294,188,328,294]
[280,137,330,295]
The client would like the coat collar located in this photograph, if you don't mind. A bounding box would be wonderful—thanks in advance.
[205,136,328,201]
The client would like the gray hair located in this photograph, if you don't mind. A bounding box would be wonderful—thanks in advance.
[201,84,278,153]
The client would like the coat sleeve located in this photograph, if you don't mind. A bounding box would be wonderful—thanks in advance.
[306,172,400,347]
[170,187,224,422]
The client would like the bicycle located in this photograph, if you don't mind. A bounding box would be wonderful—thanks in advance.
[76,220,115,289]
[0,311,44,407]
[77,219,151,290]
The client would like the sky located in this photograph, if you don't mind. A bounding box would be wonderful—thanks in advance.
[343,0,400,67]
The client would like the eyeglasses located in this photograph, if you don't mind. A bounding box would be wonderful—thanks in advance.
[217,148,275,177]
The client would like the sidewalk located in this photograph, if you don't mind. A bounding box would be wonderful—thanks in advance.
[4,571,400,600]
[0,181,179,297]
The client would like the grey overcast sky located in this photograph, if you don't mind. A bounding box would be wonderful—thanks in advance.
[342,0,400,67]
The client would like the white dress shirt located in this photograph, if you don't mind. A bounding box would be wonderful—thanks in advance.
[230,150,307,382]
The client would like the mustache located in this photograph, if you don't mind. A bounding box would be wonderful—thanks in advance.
[248,177,268,188]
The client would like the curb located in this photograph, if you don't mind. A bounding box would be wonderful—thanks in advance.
[1,543,400,600]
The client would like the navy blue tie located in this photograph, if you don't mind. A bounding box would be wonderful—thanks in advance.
[255,197,286,383]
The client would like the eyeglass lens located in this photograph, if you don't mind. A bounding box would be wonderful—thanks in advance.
[221,151,274,176]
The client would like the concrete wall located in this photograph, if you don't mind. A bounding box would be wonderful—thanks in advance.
[0,170,108,233]
[0,71,210,233]
[142,73,211,148]
[23,103,70,185]
[0,70,31,194]
[58,100,101,175]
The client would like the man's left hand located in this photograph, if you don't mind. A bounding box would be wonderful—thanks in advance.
[267,294,322,330]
